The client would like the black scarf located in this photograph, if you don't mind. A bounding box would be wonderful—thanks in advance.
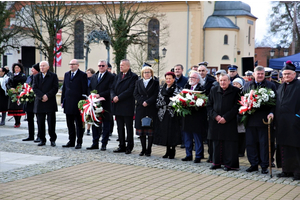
[161,83,176,104]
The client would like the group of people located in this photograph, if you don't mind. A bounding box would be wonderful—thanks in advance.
[0,58,299,181]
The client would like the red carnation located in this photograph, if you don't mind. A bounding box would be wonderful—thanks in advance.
[181,90,188,94]
[193,96,197,100]
[189,101,195,105]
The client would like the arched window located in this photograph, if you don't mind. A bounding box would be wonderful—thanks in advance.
[148,18,159,60]
[224,35,228,45]
[222,55,229,60]
[248,26,251,45]
[74,20,84,59]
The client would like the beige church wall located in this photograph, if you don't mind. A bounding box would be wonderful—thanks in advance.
[204,28,239,70]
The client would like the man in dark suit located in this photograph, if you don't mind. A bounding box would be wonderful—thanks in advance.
[87,60,114,151]
[243,66,276,174]
[22,63,40,142]
[111,59,138,154]
[61,59,88,149]
[32,61,59,147]
[174,64,188,89]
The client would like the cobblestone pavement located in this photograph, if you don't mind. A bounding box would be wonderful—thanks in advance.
[0,108,300,199]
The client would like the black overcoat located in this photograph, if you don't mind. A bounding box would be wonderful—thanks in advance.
[110,69,138,116]
[182,83,207,133]
[203,74,216,96]
[8,73,27,110]
[207,84,240,141]
[33,71,58,113]
[276,79,300,148]
[61,69,88,115]
[133,78,159,129]
[242,80,276,127]
[24,75,34,112]
[89,71,115,119]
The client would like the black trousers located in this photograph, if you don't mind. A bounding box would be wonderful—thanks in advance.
[246,126,269,168]
[116,115,134,151]
[212,140,239,169]
[36,112,56,143]
[66,113,84,145]
[91,119,111,147]
[26,111,36,139]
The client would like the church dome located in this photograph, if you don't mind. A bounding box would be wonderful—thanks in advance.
[213,1,257,19]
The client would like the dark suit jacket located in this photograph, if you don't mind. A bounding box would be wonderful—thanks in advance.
[203,74,215,96]
[24,75,34,112]
[242,79,276,127]
[175,75,188,89]
[111,69,138,116]
[61,69,88,115]
[33,71,59,113]
[89,71,115,119]
[182,83,207,133]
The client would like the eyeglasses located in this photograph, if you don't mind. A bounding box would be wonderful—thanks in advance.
[98,65,105,67]
[198,70,205,72]
[143,72,151,74]
[282,73,292,76]
[69,63,77,65]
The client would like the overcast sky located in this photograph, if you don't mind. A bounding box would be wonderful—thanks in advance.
[242,1,272,42]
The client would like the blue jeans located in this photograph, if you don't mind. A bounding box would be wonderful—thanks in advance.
[183,131,203,159]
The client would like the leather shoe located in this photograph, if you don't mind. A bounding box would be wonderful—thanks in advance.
[224,167,231,171]
[22,137,34,141]
[181,156,193,161]
[139,150,145,156]
[180,144,185,148]
[277,172,293,178]
[34,137,40,143]
[75,144,82,149]
[293,175,300,181]
[86,145,99,150]
[210,165,221,170]
[62,142,75,148]
[261,168,269,174]
[50,141,56,147]
[113,148,126,153]
[246,165,258,172]
[37,142,46,146]
[100,146,106,151]
[194,158,201,163]
[271,163,276,168]
[125,149,131,154]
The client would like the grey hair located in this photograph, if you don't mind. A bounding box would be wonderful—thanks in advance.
[198,65,208,71]
[254,66,265,72]
[219,72,230,81]
[40,60,49,66]
[98,60,107,65]
[190,71,204,85]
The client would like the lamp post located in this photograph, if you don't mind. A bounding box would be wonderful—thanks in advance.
[270,49,275,58]
[284,49,289,57]
[151,47,167,78]
[276,45,281,58]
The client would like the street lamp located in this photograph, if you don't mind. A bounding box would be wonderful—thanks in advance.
[284,49,289,57]
[270,49,275,57]
[151,47,167,78]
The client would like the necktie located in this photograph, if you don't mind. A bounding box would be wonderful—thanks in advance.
[98,73,102,83]
[122,73,125,79]
[191,86,194,90]
[71,72,74,79]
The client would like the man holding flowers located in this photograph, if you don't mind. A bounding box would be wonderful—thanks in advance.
[181,72,206,163]
[242,66,276,174]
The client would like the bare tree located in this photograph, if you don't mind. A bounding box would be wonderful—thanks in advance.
[0,2,21,66]
[270,1,300,53]
[85,1,169,73]
[12,1,84,72]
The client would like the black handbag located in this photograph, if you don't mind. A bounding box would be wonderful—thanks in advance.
[141,116,153,128]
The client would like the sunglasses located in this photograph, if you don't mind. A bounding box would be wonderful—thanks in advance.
[98,65,105,67]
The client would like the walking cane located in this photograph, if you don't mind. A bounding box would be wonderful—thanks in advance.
[263,117,273,178]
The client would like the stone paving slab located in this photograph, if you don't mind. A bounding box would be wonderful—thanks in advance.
[1,161,299,200]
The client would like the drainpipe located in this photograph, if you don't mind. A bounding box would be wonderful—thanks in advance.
[185,1,189,76]
[203,28,205,61]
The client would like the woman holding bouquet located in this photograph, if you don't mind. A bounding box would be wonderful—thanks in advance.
[7,63,27,128]
[154,71,181,159]
[134,66,159,156]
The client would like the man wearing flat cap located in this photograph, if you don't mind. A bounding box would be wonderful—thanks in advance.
[22,63,40,142]
[227,65,245,85]
[275,61,300,181]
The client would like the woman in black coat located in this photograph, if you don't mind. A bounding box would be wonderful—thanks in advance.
[134,66,159,156]
[7,63,27,128]
[154,71,181,159]
[0,67,10,126]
